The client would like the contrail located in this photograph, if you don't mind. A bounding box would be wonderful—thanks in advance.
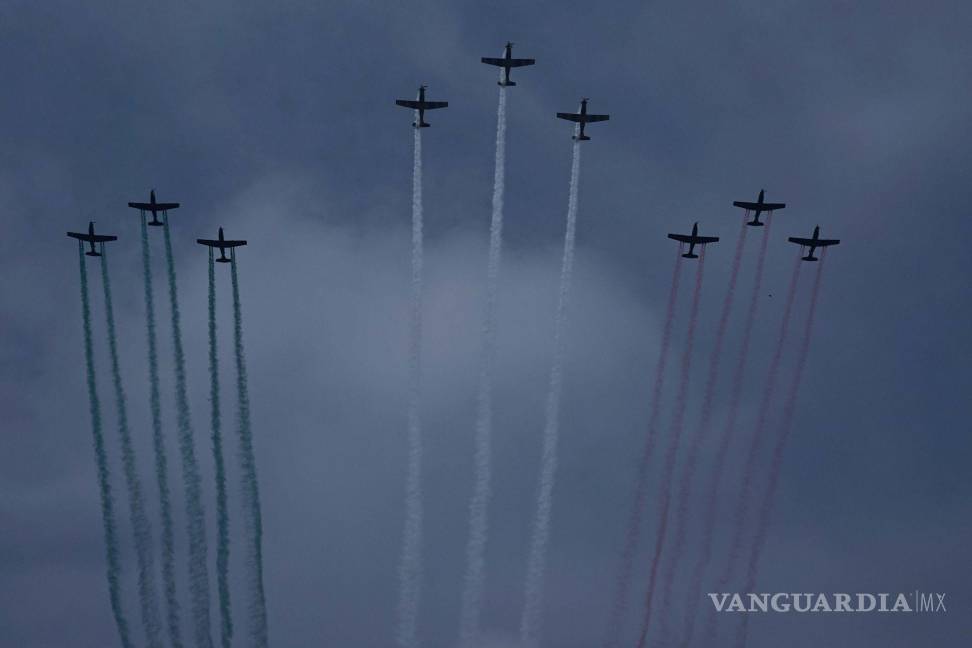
[636,249,707,648]
[458,85,507,648]
[604,246,684,648]
[140,214,183,648]
[520,139,582,648]
[735,252,826,648]
[397,125,425,648]
[77,242,132,648]
[701,242,802,646]
[656,216,748,636]
[208,248,234,648]
[100,248,163,648]
[230,249,270,648]
[162,212,214,648]
[682,217,771,646]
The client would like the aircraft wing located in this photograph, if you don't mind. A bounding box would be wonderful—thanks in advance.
[396,100,421,109]
[668,233,717,244]
[68,232,117,243]
[816,238,839,246]
[128,201,151,209]
[197,238,246,248]
[506,57,535,67]
[156,202,179,210]
[733,201,759,210]
[788,237,816,246]
[668,233,694,244]
[556,112,583,122]
[585,114,610,122]
[762,202,785,210]
[396,100,448,110]
[481,57,505,66]
[482,57,534,67]
[423,101,448,110]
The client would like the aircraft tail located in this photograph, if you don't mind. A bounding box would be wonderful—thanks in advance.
[414,121,431,128]
[498,80,517,87]
[682,252,699,259]
[802,255,818,262]
[573,134,591,141]
[747,219,764,227]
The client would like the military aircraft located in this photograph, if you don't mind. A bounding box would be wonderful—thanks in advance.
[732,189,785,226]
[667,222,719,259]
[788,225,840,261]
[67,221,117,257]
[197,227,247,263]
[128,189,180,226]
[556,98,609,141]
[481,42,535,86]
[395,86,448,128]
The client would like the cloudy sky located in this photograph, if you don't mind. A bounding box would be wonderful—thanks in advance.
[1,1,970,646]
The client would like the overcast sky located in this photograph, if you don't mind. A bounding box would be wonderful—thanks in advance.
[1,1,970,647]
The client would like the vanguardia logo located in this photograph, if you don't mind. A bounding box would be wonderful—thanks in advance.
[708,592,947,613]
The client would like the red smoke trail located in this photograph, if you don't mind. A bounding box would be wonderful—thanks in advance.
[682,215,772,646]
[604,246,684,648]
[700,246,803,645]
[656,216,748,639]
[636,248,707,648]
[735,251,827,648]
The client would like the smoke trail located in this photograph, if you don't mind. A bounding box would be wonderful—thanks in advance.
[700,239,802,646]
[520,139,582,648]
[162,212,215,648]
[735,252,826,648]
[721,253,802,578]
[397,125,425,648]
[209,248,234,648]
[77,242,133,648]
[656,217,748,635]
[230,249,270,648]
[604,246,684,648]
[140,214,184,648]
[635,249,707,648]
[458,86,507,648]
[100,248,163,648]
[682,217,771,646]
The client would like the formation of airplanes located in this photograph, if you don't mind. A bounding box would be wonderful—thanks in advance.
[69,43,840,268]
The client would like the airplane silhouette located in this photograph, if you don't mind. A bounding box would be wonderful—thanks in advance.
[556,98,610,141]
[481,42,535,87]
[67,221,117,256]
[732,189,785,226]
[788,225,840,261]
[197,227,247,263]
[128,189,180,226]
[667,222,719,259]
[395,86,448,128]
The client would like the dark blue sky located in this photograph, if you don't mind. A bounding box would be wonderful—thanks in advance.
[1,1,970,646]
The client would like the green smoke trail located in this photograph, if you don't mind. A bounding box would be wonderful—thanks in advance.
[230,249,270,647]
[77,242,133,648]
[100,248,163,648]
[162,212,214,648]
[140,213,184,648]
[209,247,234,648]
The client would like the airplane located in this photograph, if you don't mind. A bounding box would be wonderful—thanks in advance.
[481,42,535,86]
[197,227,247,263]
[667,222,719,259]
[395,86,448,128]
[787,225,839,261]
[732,189,786,226]
[128,189,180,226]
[67,221,117,256]
[556,98,609,141]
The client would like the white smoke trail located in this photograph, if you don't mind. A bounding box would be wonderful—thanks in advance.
[161,213,214,648]
[230,250,270,648]
[397,125,425,648]
[140,213,184,648]
[458,86,508,648]
[77,242,133,648]
[520,139,582,648]
[100,249,163,648]
[209,248,234,648]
